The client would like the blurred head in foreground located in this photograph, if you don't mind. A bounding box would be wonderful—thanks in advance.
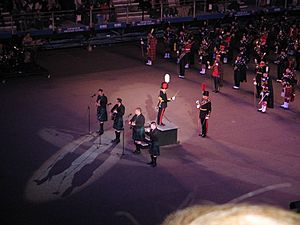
[161,204,300,225]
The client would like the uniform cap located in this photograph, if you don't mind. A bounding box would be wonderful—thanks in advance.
[203,91,209,96]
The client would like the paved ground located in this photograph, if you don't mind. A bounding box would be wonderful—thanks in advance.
[1,42,300,225]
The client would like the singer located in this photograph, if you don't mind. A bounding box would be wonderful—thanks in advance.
[95,89,108,135]
[110,98,125,144]
[129,108,145,154]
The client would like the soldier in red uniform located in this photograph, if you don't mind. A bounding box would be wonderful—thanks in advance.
[146,29,157,66]
[209,57,222,93]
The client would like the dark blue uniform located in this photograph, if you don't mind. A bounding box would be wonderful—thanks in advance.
[199,99,211,137]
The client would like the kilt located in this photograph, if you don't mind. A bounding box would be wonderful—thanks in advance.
[147,48,157,61]
[149,142,160,156]
[113,116,123,131]
[284,86,293,98]
[132,127,145,141]
[97,107,108,122]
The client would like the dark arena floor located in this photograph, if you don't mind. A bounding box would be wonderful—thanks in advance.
[1,42,300,225]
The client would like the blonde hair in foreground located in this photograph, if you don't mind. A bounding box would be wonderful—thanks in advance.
[161,204,300,225]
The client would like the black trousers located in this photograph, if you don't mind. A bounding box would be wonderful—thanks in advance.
[234,71,240,87]
[213,76,221,91]
[179,55,187,76]
[200,117,207,135]
[157,107,166,125]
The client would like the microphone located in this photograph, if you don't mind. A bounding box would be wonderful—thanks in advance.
[91,94,96,98]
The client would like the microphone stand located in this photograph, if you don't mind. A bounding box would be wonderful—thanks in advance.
[88,94,96,134]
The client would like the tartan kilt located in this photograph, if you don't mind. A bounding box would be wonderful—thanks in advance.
[97,107,108,122]
[284,86,293,98]
[149,142,160,156]
[113,117,123,131]
[132,127,145,141]
[147,48,156,61]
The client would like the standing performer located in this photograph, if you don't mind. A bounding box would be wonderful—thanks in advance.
[196,91,212,138]
[146,29,157,66]
[157,82,175,126]
[210,57,222,93]
[280,68,297,109]
[146,122,160,167]
[110,98,125,144]
[95,89,108,135]
[254,61,268,98]
[129,107,145,154]
[198,38,209,75]
[163,26,174,59]
[276,50,288,82]
[257,73,273,113]
[233,55,247,89]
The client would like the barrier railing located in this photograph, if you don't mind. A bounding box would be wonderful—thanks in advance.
[1,0,300,34]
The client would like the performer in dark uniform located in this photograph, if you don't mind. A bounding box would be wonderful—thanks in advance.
[163,26,174,59]
[95,89,108,135]
[129,107,145,154]
[146,122,160,167]
[254,61,268,98]
[257,73,274,113]
[110,98,125,144]
[196,91,212,138]
[233,55,247,89]
[157,82,175,126]
[178,39,192,78]
[276,50,288,82]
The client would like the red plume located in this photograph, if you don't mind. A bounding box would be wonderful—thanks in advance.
[201,83,206,93]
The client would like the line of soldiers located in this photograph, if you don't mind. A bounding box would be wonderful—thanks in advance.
[144,13,298,110]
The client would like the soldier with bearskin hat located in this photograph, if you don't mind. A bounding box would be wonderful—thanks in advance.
[95,89,108,135]
[129,107,145,154]
[257,73,274,113]
[146,29,157,66]
[280,68,297,110]
[110,98,125,144]
[157,82,175,126]
[196,89,212,138]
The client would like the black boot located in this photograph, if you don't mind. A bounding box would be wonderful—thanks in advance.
[147,155,154,165]
[98,123,104,135]
[133,144,141,154]
[111,131,118,143]
[115,131,121,144]
[152,156,157,167]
